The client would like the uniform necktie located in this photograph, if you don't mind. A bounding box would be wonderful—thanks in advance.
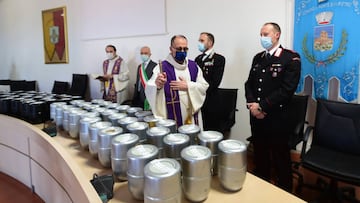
[266,53,271,60]
[201,53,207,61]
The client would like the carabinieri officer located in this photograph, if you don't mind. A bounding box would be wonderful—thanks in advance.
[244,22,301,192]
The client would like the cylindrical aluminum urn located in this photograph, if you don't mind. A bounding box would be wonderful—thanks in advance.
[144,158,181,203]
[143,115,159,128]
[101,109,118,122]
[68,109,87,138]
[156,119,177,133]
[116,104,130,113]
[117,117,138,132]
[79,116,101,149]
[163,133,190,162]
[127,144,159,200]
[135,110,153,122]
[126,107,143,117]
[198,130,224,176]
[88,121,112,157]
[126,121,149,143]
[177,124,201,145]
[181,145,212,202]
[146,126,170,158]
[218,139,247,191]
[98,126,123,167]
[108,113,127,126]
[111,133,139,181]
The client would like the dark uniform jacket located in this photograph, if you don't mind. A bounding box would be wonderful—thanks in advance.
[245,46,301,137]
[132,60,157,107]
[195,51,226,131]
[195,51,225,110]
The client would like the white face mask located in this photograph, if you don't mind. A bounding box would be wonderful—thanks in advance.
[106,53,114,60]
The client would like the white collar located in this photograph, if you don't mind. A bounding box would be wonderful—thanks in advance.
[268,44,281,56]
[166,54,187,70]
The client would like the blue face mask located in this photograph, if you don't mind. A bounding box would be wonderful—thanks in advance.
[260,36,273,50]
[140,54,149,63]
[175,51,187,62]
[198,42,206,52]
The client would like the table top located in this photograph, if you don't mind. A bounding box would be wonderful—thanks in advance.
[49,128,306,203]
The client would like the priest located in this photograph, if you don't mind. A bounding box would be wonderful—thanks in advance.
[145,35,209,128]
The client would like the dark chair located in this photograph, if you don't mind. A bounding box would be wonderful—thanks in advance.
[51,81,69,95]
[287,94,309,150]
[10,80,26,91]
[24,81,37,91]
[298,99,360,202]
[68,74,88,99]
[0,79,11,85]
[246,94,309,147]
[216,88,238,133]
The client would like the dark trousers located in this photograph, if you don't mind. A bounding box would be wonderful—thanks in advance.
[250,112,293,192]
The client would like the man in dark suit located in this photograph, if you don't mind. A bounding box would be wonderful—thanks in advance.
[195,32,226,132]
[245,22,301,192]
[132,46,157,110]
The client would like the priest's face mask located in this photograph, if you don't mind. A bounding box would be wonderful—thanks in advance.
[105,46,116,60]
[170,36,188,63]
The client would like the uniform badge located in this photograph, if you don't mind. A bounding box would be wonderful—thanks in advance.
[270,64,283,77]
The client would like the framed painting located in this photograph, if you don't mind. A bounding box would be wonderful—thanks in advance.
[42,6,69,64]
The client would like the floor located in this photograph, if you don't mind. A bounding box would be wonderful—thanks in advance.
[1,148,359,203]
[0,172,44,203]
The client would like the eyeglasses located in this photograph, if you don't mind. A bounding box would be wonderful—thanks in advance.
[172,46,189,52]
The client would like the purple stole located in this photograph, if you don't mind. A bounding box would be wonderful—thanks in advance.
[162,60,198,127]
[102,57,122,102]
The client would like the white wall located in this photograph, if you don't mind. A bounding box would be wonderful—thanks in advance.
[0,0,294,142]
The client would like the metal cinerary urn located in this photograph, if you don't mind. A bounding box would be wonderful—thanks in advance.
[79,116,102,149]
[108,112,127,127]
[107,102,120,110]
[198,130,224,176]
[163,133,190,162]
[50,101,66,121]
[101,109,118,122]
[116,104,130,113]
[98,126,123,167]
[117,117,138,132]
[218,139,247,192]
[111,133,139,181]
[68,109,87,138]
[88,121,112,158]
[60,105,75,132]
[143,115,159,128]
[181,145,212,202]
[177,124,201,145]
[80,111,100,119]
[146,126,170,158]
[156,119,177,133]
[126,121,149,144]
[54,102,68,129]
[135,110,153,122]
[126,107,143,117]
[127,144,159,200]
[144,158,181,203]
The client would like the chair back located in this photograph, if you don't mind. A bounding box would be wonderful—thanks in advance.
[52,81,69,94]
[313,99,360,156]
[287,94,308,149]
[216,88,238,132]
[69,74,88,98]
